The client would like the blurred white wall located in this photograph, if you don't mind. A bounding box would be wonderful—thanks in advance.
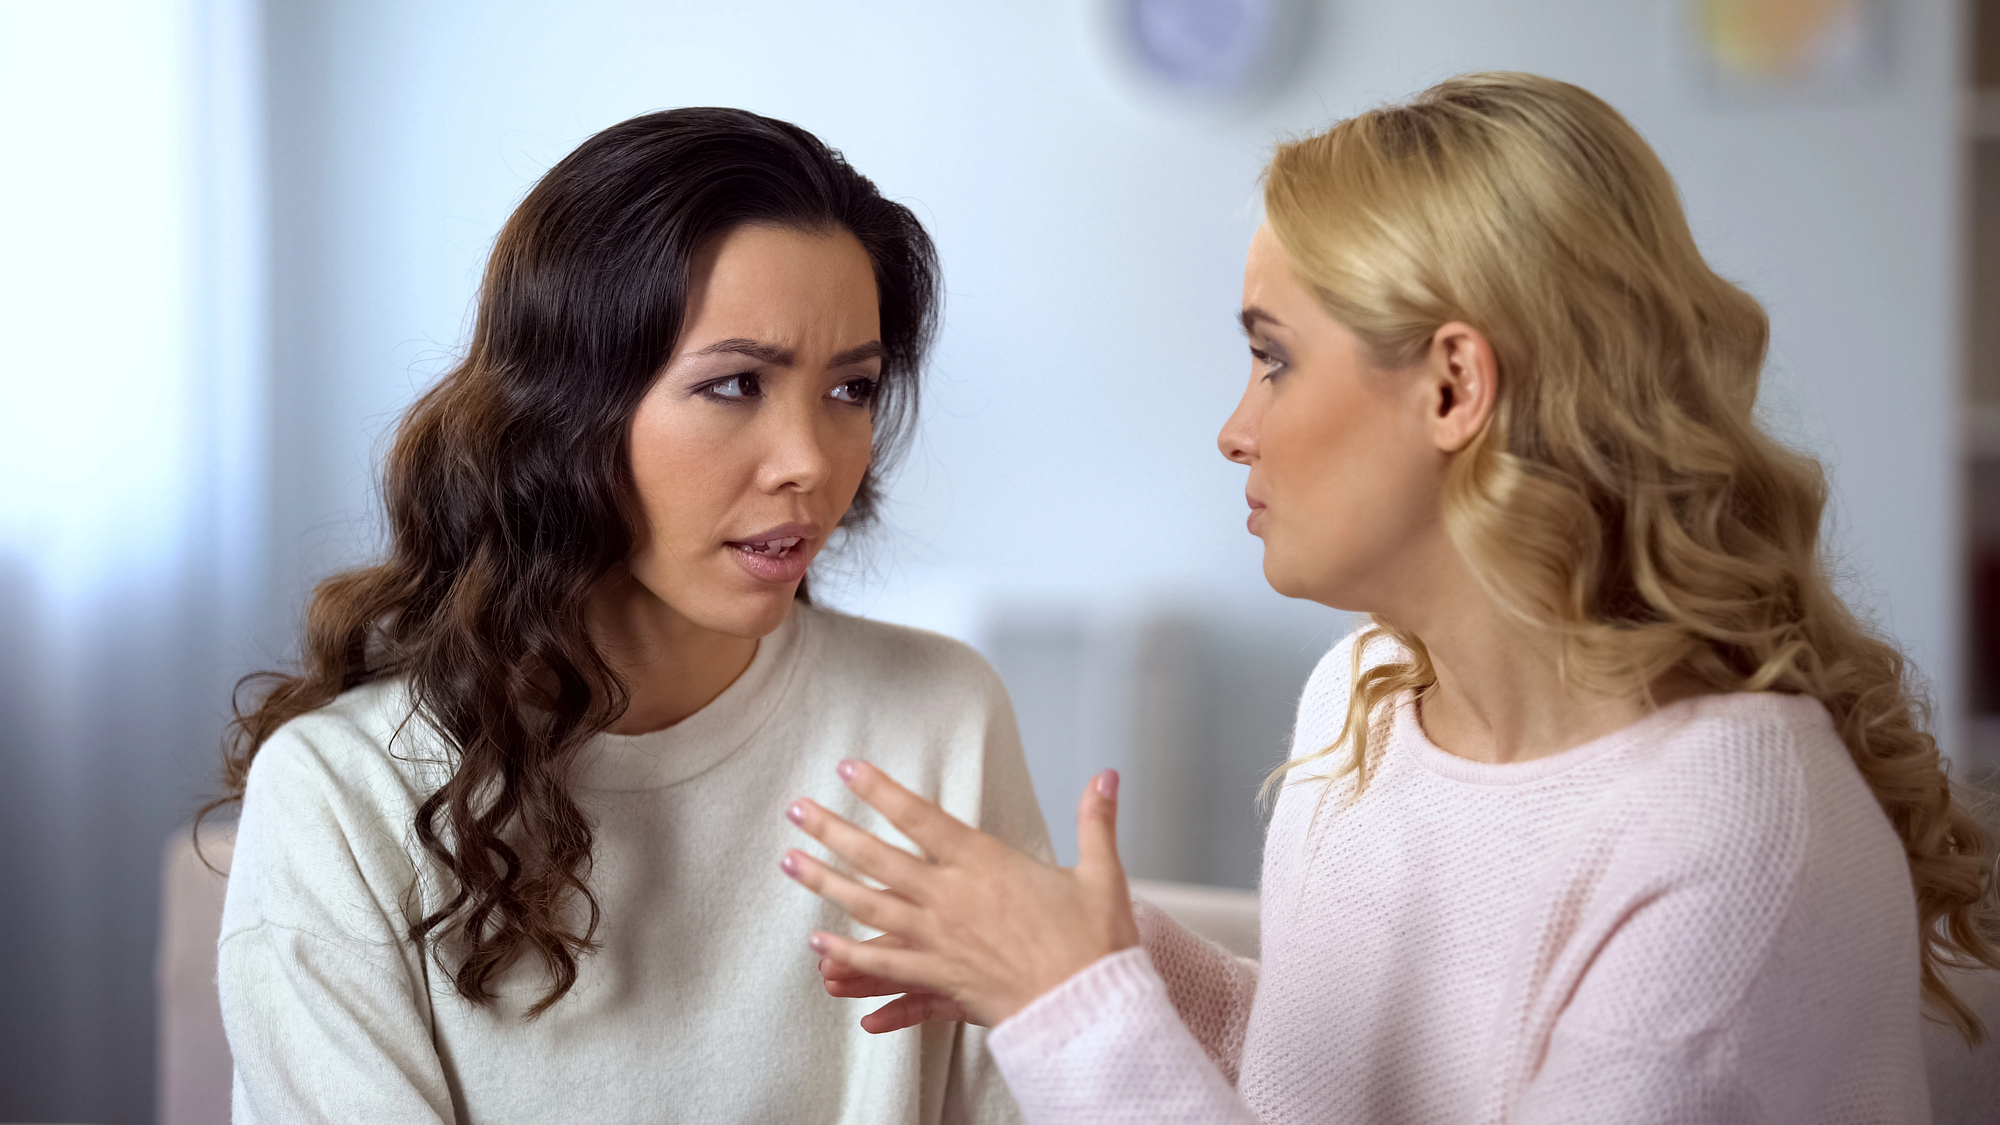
[0,1,1968,1121]
[0,0,265,1122]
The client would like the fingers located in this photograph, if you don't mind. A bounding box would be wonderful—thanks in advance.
[821,935,920,997]
[1075,769,1124,878]
[859,992,969,1035]
[823,968,918,999]
[836,760,973,862]
[787,798,931,892]
[806,928,940,995]
[820,956,875,983]
[780,849,924,937]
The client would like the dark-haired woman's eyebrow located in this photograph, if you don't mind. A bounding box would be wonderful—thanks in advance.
[693,338,794,365]
[830,341,883,367]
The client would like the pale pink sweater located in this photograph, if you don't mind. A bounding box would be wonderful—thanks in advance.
[986,633,1929,1123]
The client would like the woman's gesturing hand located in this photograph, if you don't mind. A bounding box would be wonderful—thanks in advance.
[817,937,967,1034]
[782,760,1140,1029]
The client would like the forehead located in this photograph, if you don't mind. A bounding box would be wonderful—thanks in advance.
[694,225,872,294]
[1245,224,1295,280]
[681,225,878,341]
[1242,224,1309,313]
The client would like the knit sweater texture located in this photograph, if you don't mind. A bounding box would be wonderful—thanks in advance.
[987,631,1929,1123]
[219,602,1050,1124]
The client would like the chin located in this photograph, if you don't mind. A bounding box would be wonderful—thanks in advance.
[1260,551,1313,602]
[1262,550,1362,612]
[704,588,799,640]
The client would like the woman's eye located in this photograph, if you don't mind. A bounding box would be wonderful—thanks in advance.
[1250,347,1287,379]
[830,377,879,405]
[703,373,760,401]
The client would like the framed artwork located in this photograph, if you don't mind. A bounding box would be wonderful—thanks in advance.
[1689,0,1889,100]
[1095,0,1311,110]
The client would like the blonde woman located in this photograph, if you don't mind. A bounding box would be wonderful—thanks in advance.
[778,73,2000,1122]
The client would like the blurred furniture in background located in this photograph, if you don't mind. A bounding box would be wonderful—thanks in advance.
[1925,964,2000,1125]
[1967,0,2000,782]
[1129,878,1259,958]
[972,596,1347,887]
[155,826,233,1125]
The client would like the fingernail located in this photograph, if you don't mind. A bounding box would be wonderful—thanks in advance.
[836,759,858,782]
[780,852,800,877]
[1096,769,1120,799]
[808,932,830,953]
[786,800,808,825]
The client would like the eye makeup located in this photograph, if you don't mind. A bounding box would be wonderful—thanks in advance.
[694,372,763,403]
[829,376,880,405]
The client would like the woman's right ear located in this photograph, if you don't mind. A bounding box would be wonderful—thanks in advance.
[1426,321,1498,453]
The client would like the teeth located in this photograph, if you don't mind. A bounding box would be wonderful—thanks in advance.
[736,536,803,558]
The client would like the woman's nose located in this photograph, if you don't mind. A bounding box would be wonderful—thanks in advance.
[1218,396,1258,465]
[758,400,835,494]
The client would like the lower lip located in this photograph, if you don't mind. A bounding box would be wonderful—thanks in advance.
[1247,508,1265,535]
[728,543,812,585]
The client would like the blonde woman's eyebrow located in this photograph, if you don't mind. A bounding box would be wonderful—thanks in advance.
[1240,306,1283,334]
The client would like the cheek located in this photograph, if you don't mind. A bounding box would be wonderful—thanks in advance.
[626,403,747,550]
[829,417,874,497]
[1262,387,1433,583]
[1264,388,1367,516]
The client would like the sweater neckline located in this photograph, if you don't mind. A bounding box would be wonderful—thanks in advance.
[1392,690,1715,786]
[573,603,812,791]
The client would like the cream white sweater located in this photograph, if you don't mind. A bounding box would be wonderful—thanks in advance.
[988,632,1930,1123]
[219,602,1050,1124]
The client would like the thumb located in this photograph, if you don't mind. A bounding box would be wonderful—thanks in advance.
[1075,769,1125,879]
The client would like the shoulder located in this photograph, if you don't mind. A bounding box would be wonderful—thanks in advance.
[244,677,446,817]
[1581,693,1869,950]
[1556,693,1914,1042]
[789,604,1048,852]
[1621,691,1907,916]
[796,603,1008,702]
[1618,693,1841,857]
[225,679,440,940]
[1291,624,1405,759]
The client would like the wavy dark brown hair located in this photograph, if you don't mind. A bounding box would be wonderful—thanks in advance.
[208,108,940,1015]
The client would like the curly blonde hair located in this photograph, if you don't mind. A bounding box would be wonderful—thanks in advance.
[1263,72,2000,1043]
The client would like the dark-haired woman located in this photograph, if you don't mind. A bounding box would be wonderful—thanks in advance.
[215,108,1048,1124]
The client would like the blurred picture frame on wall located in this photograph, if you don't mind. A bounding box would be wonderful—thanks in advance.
[1688,0,1889,100]
[1090,0,1314,113]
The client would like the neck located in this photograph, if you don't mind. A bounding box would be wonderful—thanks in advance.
[587,572,762,736]
[1379,546,1674,766]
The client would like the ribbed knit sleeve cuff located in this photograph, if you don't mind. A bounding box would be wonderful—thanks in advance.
[985,946,1253,1124]
[987,946,1165,1062]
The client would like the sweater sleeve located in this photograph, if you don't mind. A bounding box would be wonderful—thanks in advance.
[217,721,456,1124]
[985,948,1263,1125]
[1133,901,1259,1084]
